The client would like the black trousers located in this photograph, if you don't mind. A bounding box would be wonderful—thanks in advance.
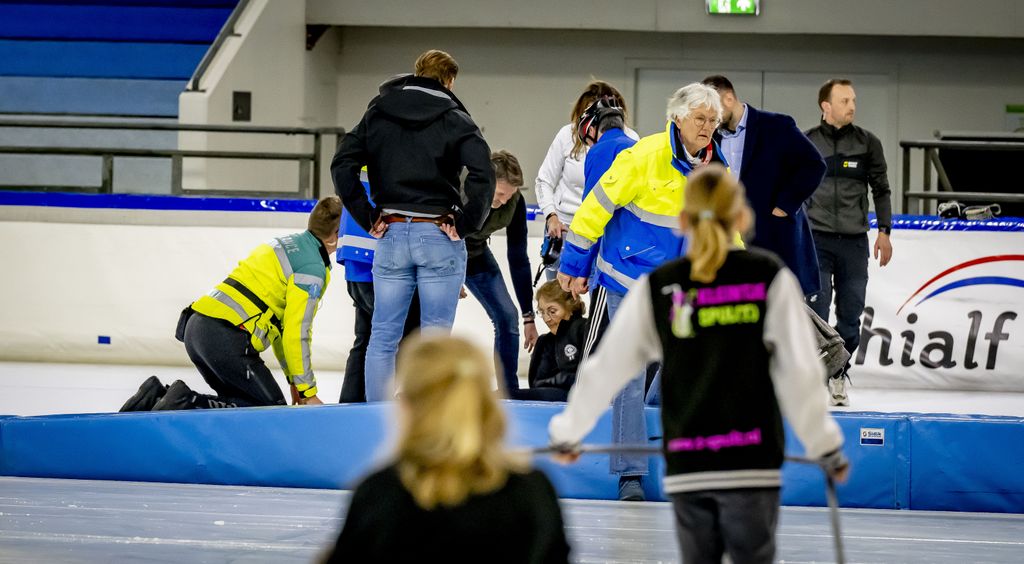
[340,281,421,403]
[508,387,568,402]
[182,312,287,409]
[808,232,869,357]
[670,488,780,564]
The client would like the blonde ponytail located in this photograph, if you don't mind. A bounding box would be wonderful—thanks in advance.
[689,213,730,283]
[393,333,524,510]
[684,164,748,283]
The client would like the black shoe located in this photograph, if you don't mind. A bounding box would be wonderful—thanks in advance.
[618,477,645,502]
[152,380,197,411]
[119,376,166,412]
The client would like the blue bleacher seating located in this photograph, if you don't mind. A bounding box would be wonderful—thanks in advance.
[0,4,231,42]
[0,1,238,117]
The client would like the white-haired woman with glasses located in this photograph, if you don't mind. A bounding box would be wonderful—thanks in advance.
[555,82,730,501]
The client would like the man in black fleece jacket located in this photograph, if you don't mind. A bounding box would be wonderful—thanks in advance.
[805,78,894,407]
[331,50,495,401]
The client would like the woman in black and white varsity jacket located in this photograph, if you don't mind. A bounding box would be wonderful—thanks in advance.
[549,164,849,564]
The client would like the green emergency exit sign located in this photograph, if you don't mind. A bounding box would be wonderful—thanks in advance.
[706,0,760,15]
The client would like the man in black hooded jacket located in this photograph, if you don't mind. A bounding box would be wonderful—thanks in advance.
[331,49,495,401]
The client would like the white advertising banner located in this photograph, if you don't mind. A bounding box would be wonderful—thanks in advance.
[851,218,1024,392]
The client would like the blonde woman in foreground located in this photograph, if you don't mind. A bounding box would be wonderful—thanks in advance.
[549,164,849,564]
[326,333,571,563]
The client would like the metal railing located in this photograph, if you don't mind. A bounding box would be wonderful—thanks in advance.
[901,138,1024,214]
[0,119,346,199]
[187,0,251,93]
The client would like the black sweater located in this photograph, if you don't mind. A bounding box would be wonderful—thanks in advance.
[328,464,570,564]
[465,194,533,316]
[332,75,496,236]
[528,313,588,391]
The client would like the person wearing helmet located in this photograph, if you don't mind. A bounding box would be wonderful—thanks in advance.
[558,96,635,300]
[535,82,639,280]
[558,95,639,391]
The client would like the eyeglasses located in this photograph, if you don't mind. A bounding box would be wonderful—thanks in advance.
[688,115,721,130]
[535,307,562,319]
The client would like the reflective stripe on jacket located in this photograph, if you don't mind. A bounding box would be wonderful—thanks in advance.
[562,121,728,294]
[191,230,331,397]
[338,170,376,283]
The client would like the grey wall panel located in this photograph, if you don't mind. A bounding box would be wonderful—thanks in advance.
[0,155,173,194]
[0,119,177,193]
[330,28,1024,211]
[0,76,184,117]
[0,155,101,188]
[764,71,897,205]
[635,68,762,137]
[308,0,1024,39]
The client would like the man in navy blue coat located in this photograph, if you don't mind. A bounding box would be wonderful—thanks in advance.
[703,75,826,296]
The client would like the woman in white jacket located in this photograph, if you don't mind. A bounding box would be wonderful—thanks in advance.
[535,81,638,278]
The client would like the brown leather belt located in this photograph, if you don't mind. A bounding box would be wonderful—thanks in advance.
[380,213,453,225]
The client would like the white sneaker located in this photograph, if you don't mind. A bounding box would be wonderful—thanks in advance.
[828,376,850,407]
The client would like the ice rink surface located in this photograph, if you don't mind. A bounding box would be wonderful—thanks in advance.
[2,477,1023,564]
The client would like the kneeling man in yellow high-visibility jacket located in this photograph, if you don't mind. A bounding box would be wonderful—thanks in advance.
[120,196,342,412]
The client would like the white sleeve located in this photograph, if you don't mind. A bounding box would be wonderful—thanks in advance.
[535,125,572,219]
[624,127,641,141]
[548,277,663,446]
[764,268,844,459]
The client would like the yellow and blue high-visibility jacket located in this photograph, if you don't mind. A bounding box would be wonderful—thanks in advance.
[191,230,331,398]
[561,122,728,294]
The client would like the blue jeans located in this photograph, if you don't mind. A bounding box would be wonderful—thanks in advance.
[605,288,659,477]
[465,248,521,392]
[364,221,466,401]
[340,281,421,403]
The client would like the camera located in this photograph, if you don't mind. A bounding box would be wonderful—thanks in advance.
[533,234,565,286]
[540,234,563,266]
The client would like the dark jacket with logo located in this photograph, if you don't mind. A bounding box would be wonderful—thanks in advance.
[548,249,844,494]
[332,75,495,236]
[528,313,588,391]
[805,121,892,235]
[649,252,785,488]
